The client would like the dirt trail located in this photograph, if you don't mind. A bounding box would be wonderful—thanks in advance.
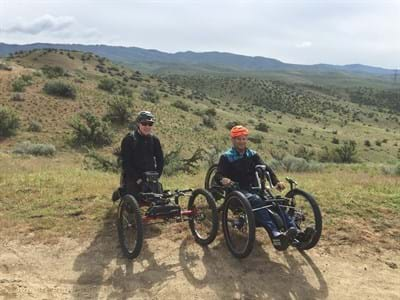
[0,222,399,300]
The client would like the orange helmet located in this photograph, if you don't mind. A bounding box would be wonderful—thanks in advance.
[230,125,249,138]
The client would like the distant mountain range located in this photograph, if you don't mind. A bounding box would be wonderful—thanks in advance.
[0,42,396,76]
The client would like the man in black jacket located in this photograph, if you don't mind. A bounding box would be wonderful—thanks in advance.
[215,125,298,251]
[120,111,164,197]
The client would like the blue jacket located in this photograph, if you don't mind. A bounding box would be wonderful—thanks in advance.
[215,147,279,190]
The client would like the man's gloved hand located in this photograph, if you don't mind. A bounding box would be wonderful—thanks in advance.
[275,181,286,192]
[136,178,143,185]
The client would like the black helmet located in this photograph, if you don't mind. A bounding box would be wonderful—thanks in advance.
[136,111,155,123]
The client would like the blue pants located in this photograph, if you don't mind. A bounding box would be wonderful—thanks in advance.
[241,191,295,237]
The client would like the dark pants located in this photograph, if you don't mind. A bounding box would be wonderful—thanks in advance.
[241,190,295,237]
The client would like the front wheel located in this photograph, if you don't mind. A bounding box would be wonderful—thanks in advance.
[117,195,144,259]
[285,189,322,250]
[222,191,255,258]
[188,188,219,246]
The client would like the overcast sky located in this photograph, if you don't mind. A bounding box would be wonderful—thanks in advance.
[0,0,399,68]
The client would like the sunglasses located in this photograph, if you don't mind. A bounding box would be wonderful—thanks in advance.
[140,122,154,127]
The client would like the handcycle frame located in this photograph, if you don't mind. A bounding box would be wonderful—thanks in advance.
[205,164,322,258]
[115,171,219,259]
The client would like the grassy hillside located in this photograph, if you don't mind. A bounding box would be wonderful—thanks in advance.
[0,49,399,248]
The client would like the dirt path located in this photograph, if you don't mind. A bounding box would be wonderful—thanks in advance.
[0,222,399,300]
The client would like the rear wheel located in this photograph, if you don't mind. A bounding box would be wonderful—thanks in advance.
[117,195,144,259]
[222,191,255,258]
[188,188,219,245]
[285,189,322,250]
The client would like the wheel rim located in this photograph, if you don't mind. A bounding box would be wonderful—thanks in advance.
[191,193,214,240]
[224,196,250,254]
[121,202,138,253]
[290,194,316,232]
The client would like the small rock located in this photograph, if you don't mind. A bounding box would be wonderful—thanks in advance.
[385,261,398,269]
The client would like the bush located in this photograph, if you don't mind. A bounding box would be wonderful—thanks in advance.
[202,115,216,129]
[69,112,113,147]
[83,148,120,173]
[335,140,358,163]
[205,108,217,116]
[98,78,116,93]
[332,137,340,144]
[382,164,400,176]
[103,97,133,125]
[41,66,65,78]
[43,81,76,99]
[268,156,323,173]
[12,78,27,92]
[27,121,42,132]
[225,120,241,130]
[248,134,262,144]
[294,146,315,161]
[163,146,205,176]
[13,141,56,156]
[141,88,159,103]
[10,93,25,101]
[172,100,190,112]
[255,122,269,132]
[0,106,20,137]
[364,140,371,147]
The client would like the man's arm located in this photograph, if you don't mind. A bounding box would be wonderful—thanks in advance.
[154,137,164,176]
[121,135,140,180]
[215,155,231,186]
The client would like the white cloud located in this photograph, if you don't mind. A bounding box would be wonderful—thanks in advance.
[2,14,75,35]
[295,41,312,48]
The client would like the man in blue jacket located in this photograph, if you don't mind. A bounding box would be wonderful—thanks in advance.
[215,125,303,251]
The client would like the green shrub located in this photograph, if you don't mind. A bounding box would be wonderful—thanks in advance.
[202,115,216,129]
[41,66,65,78]
[98,78,116,93]
[0,106,20,137]
[268,156,323,173]
[225,120,241,130]
[294,146,315,161]
[43,81,76,99]
[332,137,340,144]
[103,97,133,125]
[12,78,27,92]
[11,93,25,101]
[172,100,190,111]
[83,148,120,173]
[141,88,159,103]
[382,164,400,176]
[248,134,262,144]
[27,121,42,132]
[205,108,217,116]
[364,140,371,147]
[69,112,113,147]
[164,146,205,176]
[13,141,56,156]
[335,140,358,163]
[255,122,269,132]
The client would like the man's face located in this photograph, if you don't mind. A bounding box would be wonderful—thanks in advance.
[232,135,248,152]
[138,121,153,135]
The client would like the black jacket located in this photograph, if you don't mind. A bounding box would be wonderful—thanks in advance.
[120,130,164,181]
[215,147,279,190]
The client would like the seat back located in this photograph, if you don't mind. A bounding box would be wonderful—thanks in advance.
[143,171,163,194]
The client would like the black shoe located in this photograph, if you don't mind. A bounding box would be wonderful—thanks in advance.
[271,232,289,251]
[299,226,316,243]
[286,227,298,243]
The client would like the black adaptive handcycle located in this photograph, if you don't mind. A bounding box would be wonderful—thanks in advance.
[205,164,322,258]
[113,171,219,259]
